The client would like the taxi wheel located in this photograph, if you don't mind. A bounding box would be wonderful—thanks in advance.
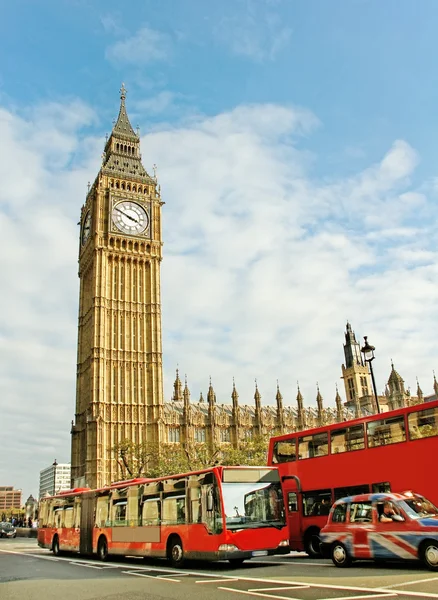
[421,541,438,571]
[331,542,352,568]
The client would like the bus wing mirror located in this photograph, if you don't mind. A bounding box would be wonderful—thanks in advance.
[207,490,214,512]
[281,475,301,492]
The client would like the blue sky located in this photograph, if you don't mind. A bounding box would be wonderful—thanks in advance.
[1,0,438,500]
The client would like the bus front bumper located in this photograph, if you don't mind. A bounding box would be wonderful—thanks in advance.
[216,542,291,561]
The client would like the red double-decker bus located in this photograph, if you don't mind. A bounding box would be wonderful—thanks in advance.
[267,399,438,557]
[38,465,289,566]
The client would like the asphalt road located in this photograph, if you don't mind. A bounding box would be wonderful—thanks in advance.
[1,538,438,600]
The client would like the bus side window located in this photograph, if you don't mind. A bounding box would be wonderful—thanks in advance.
[288,492,298,512]
[372,482,391,493]
[303,489,331,516]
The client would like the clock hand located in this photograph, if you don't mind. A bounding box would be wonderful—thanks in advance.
[115,207,139,224]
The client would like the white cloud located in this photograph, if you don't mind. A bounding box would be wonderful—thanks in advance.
[106,26,171,65]
[214,4,292,61]
[1,98,437,502]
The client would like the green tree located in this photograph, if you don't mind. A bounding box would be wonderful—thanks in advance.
[112,435,270,481]
[220,435,269,466]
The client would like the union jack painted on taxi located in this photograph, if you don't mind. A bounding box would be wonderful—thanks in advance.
[320,491,438,570]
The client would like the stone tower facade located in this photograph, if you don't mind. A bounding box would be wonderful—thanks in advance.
[71,85,164,488]
[341,322,376,415]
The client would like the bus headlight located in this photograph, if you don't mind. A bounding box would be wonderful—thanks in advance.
[219,544,240,552]
[279,540,289,547]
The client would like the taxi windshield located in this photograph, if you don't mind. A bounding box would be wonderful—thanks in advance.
[400,494,438,519]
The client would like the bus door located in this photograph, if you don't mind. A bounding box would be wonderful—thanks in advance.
[282,476,303,550]
[79,493,94,555]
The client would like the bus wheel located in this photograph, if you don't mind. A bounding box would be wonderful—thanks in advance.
[52,535,61,556]
[168,535,184,568]
[331,542,351,568]
[229,558,245,567]
[304,529,322,558]
[421,541,438,571]
[97,536,109,562]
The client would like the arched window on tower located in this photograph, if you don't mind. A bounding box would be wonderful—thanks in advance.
[112,313,117,349]
[113,366,117,402]
[132,367,137,402]
[138,268,143,303]
[113,263,118,299]
[119,315,124,349]
[119,365,124,400]
[138,316,143,352]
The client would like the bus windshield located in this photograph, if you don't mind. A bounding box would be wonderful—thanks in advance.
[222,482,285,531]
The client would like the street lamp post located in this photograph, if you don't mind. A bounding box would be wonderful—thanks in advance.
[361,336,380,414]
[52,459,58,495]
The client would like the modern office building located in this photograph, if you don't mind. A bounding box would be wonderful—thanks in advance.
[39,461,71,498]
[0,486,22,510]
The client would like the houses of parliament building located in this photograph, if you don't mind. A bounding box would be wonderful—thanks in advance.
[70,87,437,489]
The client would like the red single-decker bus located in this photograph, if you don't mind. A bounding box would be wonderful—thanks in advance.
[38,465,289,566]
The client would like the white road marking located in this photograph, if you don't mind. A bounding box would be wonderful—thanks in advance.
[219,587,299,599]
[122,570,180,582]
[0,549,61,561]
[249,586,310,591]
[67,561,118,569]
[196,578,239,584]
[318,594,397,600]
[4,546,438,599]
[382,576,438,589]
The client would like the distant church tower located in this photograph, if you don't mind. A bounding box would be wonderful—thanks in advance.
[341,322,373,413]
[71,85,164,488]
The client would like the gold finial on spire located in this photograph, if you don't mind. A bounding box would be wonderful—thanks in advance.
[153,163,158,180]
[120,82,127,100]
[87,181,91,192]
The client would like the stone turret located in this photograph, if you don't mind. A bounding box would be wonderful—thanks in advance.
[254,381,262,435]
[276,383,285,434]
[172,368,183,402]
[297,384,305,430]
[316,384,324,424]
[416,377,423,401]
[335,386,343,422]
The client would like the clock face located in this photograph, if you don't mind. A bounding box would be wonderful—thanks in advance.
[112,201,149,235]
[81,211,91,245]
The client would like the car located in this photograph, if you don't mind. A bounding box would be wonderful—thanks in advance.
[0,522,17,538]
[320,491,438,571]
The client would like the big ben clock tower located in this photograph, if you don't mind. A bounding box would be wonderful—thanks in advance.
[71,85,164,489]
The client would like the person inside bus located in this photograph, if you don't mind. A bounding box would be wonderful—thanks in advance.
[319,498,331,515]
[379,502,403,523]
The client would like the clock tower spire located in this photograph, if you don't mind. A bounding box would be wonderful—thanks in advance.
[71,85,164,489]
